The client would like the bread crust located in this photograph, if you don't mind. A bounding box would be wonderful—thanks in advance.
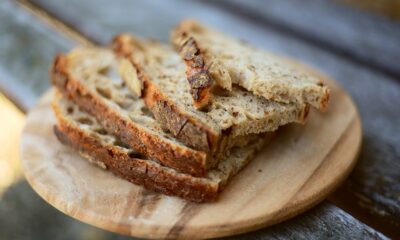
[112,35,310,156]
[51,95,269,202]
[178,36,213,109]
[50,53,209,177]
[53,124,219,203]
[171,20,330,111]
[112,35,221,152]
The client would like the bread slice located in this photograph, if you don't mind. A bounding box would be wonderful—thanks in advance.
[52,94,270,202]
[112,35,309,162]
[171,20,330,111]
[50,48,213,177]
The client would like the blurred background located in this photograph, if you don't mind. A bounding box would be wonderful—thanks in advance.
[1,0,399,239]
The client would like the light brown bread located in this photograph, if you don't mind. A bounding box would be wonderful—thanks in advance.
[52,94,270,202]
[50,48,212,177]
[171,20,330,111]
[112,35,309,164]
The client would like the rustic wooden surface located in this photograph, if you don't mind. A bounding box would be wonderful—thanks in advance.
[0,1,74,111]
[23,0,400,237]
[342,0,400,20]
[0,0,398,239]
[0,183,387,240]
[214,0,400,78]
[21,70,361,238]
[228,203,387,240]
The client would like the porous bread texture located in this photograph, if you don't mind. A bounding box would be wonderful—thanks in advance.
[50,47,211,177]
[52,94,269,202]
[208,87,309,137]
[113,35,309,162]
[171,20,330,111]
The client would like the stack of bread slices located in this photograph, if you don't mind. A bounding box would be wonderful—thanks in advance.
[50,20,330,202]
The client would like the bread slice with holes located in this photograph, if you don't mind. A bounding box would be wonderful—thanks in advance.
[50,48,216,177]
[52,93,271,202]
[171,20,330,110]
[112,35,309,165]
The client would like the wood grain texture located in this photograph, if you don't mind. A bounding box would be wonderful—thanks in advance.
[0,183,388,240]
[342,0,400,20]
[20,73,361,239]
[214,0,400,78]
[1,1,385,238]
[228,203,388,240]
[0,0,392,238]
[0,1,74,111]
[25,0,400,234]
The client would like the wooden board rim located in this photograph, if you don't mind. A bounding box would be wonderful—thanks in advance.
[20,75,362,239]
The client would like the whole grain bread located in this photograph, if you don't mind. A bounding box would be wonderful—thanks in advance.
[52,94,270,202]
[171,20,330,111]
[50,48,212,177]
[112,35,309,163]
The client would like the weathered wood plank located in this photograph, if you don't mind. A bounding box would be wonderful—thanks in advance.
[0,181,127,240]
[0,181,388,239]
[212,0,400,79]
[26,0,400,237]
[0,1,74,111]
[229,203,388,240]
[19,82,361,238]
[0,87,381,240]
[342,0,400,20]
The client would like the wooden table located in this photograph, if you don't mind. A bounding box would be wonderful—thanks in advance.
[1,0,399,239]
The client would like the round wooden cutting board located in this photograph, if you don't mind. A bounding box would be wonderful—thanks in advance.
[20,71,361,239]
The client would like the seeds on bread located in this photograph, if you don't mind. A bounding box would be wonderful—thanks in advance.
[53,94,270,202]
[50,48,210,177]
[171,20,330,111]
[112,35,309,165]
